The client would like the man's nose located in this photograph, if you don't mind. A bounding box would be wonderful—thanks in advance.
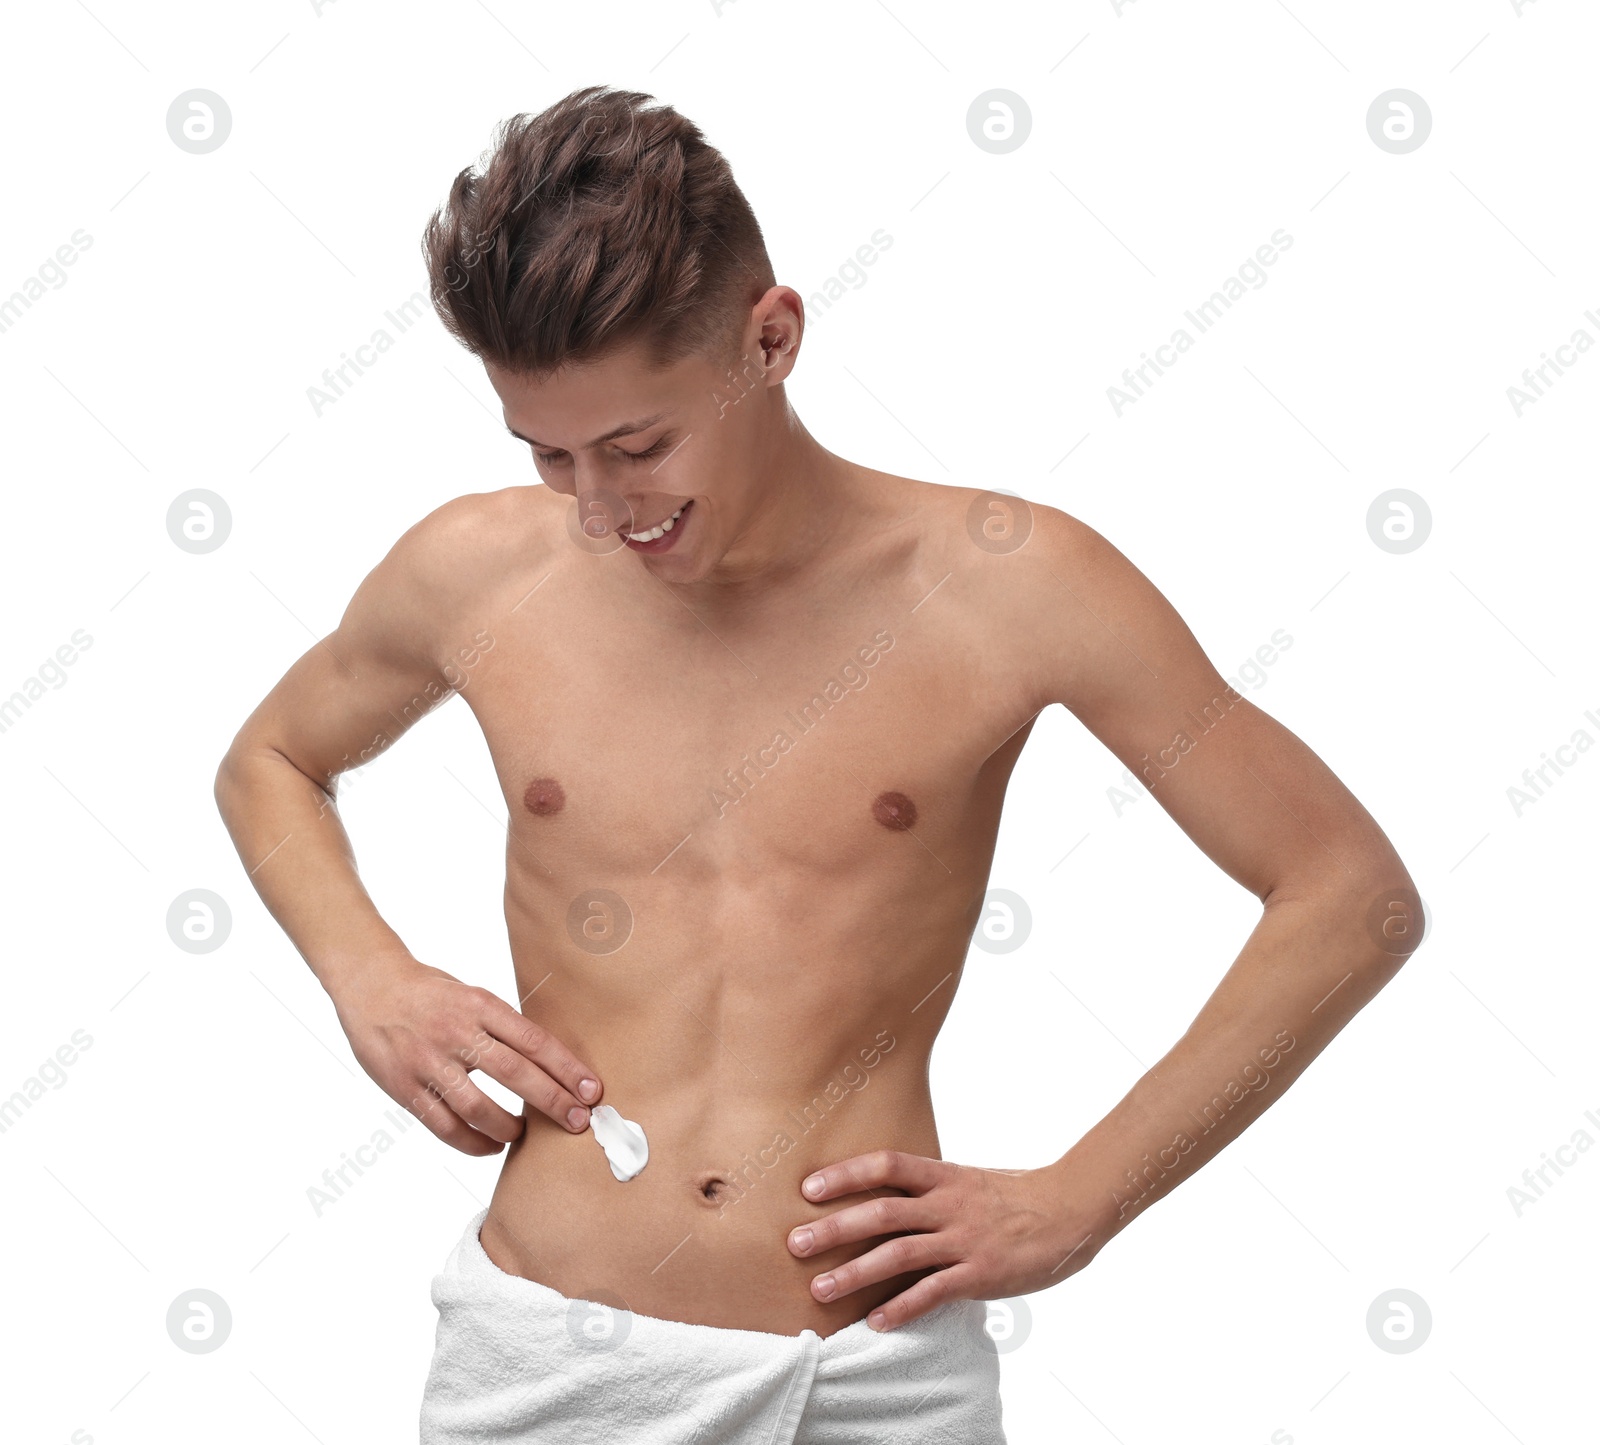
[573,485,634,538]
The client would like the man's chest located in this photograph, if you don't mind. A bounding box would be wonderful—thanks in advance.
[458,577,1035,884]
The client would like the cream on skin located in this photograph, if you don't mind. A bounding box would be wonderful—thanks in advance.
[589,1104,649,1181]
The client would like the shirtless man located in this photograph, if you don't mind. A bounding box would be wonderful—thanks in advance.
[214,86,1422,1443]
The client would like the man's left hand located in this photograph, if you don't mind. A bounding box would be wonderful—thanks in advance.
[786,1150,1099,1331]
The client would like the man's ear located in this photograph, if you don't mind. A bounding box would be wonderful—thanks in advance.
[752,286,803,385]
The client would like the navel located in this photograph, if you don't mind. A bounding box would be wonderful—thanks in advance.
[872,790,918,831]
[522,776,566,817]
[694,1172,732,1207]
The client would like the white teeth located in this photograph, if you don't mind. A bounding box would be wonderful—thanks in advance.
[625,504,686,542]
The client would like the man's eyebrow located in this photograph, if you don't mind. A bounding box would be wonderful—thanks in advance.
[504,412,669,450]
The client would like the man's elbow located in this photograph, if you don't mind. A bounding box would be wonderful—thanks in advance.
[1266,847,1426,971]
[213,736,275,816]
[214,745,246,821]
[1340,846,1427,971]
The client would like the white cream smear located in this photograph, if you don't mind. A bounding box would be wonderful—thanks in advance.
[588,1104,649,1182]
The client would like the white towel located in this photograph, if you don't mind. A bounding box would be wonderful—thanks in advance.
[418,1206,1006,1444]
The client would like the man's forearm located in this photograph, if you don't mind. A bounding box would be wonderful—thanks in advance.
[214,744,414,998]
[1048,871,1420,1254]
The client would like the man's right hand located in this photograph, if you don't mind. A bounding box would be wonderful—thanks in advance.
[333,959,602,1156]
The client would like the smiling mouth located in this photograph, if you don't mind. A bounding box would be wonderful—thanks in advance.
[623,499,692,549]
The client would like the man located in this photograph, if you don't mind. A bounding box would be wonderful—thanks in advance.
[214,85,1422,1443]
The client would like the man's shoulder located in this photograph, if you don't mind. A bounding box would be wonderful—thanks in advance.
[347,486,562,658]
[900,481,1152,700]
[379,485,564,602]
[398,484,560,568]
[885,477,1107,581]
[849,478,1116,720]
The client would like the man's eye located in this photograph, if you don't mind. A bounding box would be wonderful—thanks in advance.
[622,438,672,462]
[533,449,568,466]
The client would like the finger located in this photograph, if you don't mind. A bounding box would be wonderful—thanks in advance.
[809,1233,950,1303]
[788,1194,939,1258]
[800,1150,943,1202]
[405,1085,505,1157]
[479,994,603,1107]
[472,1030,593,1133]
[865,1269,967,1333]
[423,1062,525,1145]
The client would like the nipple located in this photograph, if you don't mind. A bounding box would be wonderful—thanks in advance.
[588,1104,649,1182]
[871,790,918,831]
[523,776,566,817]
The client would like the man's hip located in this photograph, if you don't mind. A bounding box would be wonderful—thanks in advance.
[418,1206,1006,1444]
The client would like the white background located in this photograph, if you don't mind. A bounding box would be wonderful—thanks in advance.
[1,1,1595,1441]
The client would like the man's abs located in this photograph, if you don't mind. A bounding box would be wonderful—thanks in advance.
[481,988,940,1337]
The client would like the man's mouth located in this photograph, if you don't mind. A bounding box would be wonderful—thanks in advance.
[623,499,692,550]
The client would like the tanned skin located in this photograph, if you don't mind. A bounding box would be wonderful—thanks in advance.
[215,285,1419,1337]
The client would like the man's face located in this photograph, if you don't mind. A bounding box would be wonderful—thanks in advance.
[487,330,777,583]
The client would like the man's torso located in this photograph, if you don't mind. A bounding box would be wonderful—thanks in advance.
[428,471,1044,1335]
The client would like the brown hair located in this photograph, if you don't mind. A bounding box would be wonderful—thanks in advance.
[422,86,774,378]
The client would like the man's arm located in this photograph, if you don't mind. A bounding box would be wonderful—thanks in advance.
[214,496,604,1155]
[789,504,1421,1329]
[1016,505,1421,1221]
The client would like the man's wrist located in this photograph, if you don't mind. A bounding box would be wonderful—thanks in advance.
[310,932,419,1006]
[1037,1131,1146,1257]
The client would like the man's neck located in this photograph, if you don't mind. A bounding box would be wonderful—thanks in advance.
[680,409,864,598]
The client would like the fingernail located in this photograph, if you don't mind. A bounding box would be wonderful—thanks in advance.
[868,1311,886,1331]
[791,1228,813,1254]
[567,1106,589,1129]
[813,1274,836,1300]
[578,1078,599,1102]
[803,1175,824,1197]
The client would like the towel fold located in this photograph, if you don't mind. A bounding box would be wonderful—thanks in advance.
[418,1206,1006,1444]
